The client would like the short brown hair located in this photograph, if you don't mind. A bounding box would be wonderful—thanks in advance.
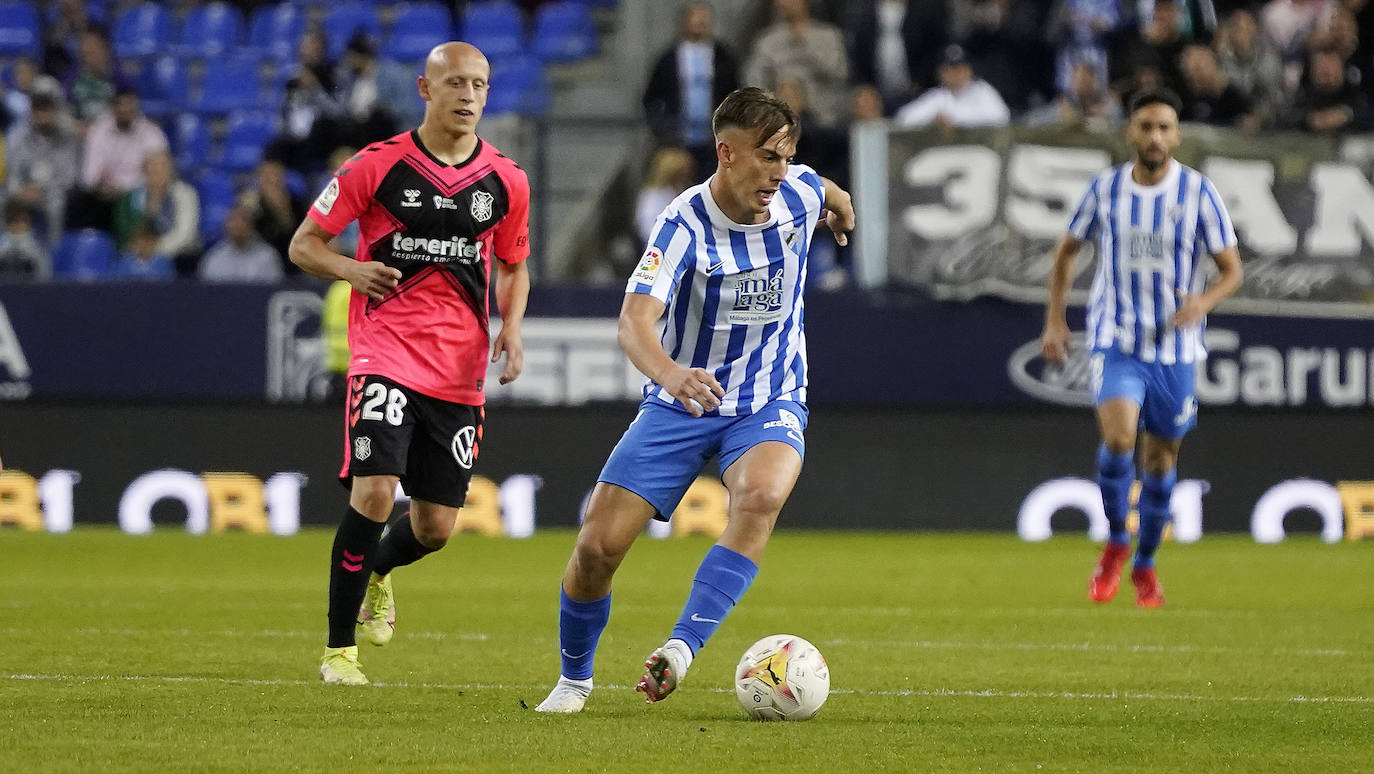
[711,87,800,148]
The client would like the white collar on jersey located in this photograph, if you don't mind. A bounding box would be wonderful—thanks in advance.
[1123,158,1180,193]
[700,174,780,233]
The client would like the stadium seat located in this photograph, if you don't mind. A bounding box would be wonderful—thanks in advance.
[172,2,244,59]
[53,230,118,281]
[193,56,262,115]
[112,2,174,60]
[486,57,550,116]
[323,3,382,61]
[0,1,40,58]
[460,1,525,61]
[220,113,279,172]
[196,175,239,244]
[169,113,211,175]
[137,55,191,119]
[384,2,454,64]
[530,1,597,63]
[248,4,305,64]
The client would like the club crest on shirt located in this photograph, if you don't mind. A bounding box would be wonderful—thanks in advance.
[470,190,494,222]
[633,248,662,283]
[314,178,340,215]
[783,229,801,256]
[401,189,422,207]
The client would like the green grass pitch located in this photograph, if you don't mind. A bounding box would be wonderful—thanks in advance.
[2,529,1371,772]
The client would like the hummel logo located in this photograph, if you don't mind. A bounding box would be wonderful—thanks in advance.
[560,648,590,659]
[689,613,720,624]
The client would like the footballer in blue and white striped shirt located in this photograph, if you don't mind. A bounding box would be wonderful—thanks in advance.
[1042,88,1243,609]
[536,87,855,713]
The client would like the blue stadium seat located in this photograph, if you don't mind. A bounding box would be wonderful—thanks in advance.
[112,2,174,60]
[460,1,525,61]
[0,1,40,57]
[137,55,190,119]
[193,56,262,115]
[172,2,244,59]
[323,3,382,61]
[384,2,454,64]
[220,112,279,172]
[248,4,305,64]
[485,57,550,116]
[530,1,597,63]
[196,175,239,244]
[169,113,211,175]
[53,230,117,281]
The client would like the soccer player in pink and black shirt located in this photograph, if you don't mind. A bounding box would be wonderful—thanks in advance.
[289,42,531,686]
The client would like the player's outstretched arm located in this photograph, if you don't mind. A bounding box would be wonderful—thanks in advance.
[618,293,724,417]
[1041,234,1082,366]
[490,259,530,385]
[818,176,855,247]
[1173,245,1243,328]
[288,219,400,301]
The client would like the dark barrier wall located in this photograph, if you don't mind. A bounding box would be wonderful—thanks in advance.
[4,282,1373,409]
[5,402,1368,533]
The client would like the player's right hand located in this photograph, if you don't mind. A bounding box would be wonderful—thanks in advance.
[1040,320,1070,366]
[349,262,402,300]
[662,366,725,418]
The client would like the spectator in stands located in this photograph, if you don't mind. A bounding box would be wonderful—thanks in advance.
[1215,8,1285,121]
[335,32,419,149]
[1047,0,1123,97]
[1285,48,1370,132]
[1307,5,1361,67]
[4,58,64,131]
[1262,0,1336,62]
[850,83,886,123]
[238,159,307,274]
[634,146,694,244]
[642,2,740,178]
[1022,58,1123,129]
[109,218,174,281]
[846,0,948,114]
[42,0,92,79]
[112,151,200,265]
[893,44,1011,130]
[1179,43,1260,128]
[5,92,79,246]
[1138,0,1222,42]
[73,88,169,231]
[198,206,285,283]
[959,0,1054,113]
[268,30,343,176]
[64,29,124,125]
[1110,0,1188,94]
[742,0,851,130]
[0,201,50,281]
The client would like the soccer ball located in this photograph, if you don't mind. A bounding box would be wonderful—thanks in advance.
[734,634,830,721]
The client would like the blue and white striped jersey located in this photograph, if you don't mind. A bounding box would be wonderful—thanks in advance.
[1067,159,1237,364]
[627,164,826,415]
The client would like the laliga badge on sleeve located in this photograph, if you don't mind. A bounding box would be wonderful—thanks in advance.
[314,178,340,216]
[633,248,662,284]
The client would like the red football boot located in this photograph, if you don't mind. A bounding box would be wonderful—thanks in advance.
[1131,567,1166,608]
[1088,542,1131,603]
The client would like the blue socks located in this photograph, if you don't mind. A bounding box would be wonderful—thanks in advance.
[1096,444,1135,545]
[1135,470,1176,569]
[670,544,759,655]
[557,589,610,680]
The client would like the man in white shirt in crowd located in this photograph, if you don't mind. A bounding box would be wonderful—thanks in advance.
[893,44,1010,130]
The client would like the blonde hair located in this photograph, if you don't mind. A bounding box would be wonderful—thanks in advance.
[644,147,694,188]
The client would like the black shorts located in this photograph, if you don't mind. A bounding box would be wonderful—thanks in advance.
[338,375,484,508]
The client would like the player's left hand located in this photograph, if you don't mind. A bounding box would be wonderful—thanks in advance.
[1172,292,1208,328]
[490,325,523,385]
[819,194,855,247]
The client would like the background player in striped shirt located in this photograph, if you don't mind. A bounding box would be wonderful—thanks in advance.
[536,87,854,712]
[288,42,531,686]
[1041,88,1243,608]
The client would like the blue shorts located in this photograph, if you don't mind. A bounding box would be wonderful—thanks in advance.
[1091,348,1197,440]
[598,399,808,520]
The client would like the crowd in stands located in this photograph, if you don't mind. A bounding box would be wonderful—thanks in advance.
[0,0,590,282]
[636,0,1374,289]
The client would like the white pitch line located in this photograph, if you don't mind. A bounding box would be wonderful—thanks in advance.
[5,673,1368,705]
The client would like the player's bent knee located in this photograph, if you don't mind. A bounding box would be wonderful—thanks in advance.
[350,476,399,519]
[571,533,630,579]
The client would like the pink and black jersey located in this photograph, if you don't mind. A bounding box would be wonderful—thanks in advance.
[309,130,530,405]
